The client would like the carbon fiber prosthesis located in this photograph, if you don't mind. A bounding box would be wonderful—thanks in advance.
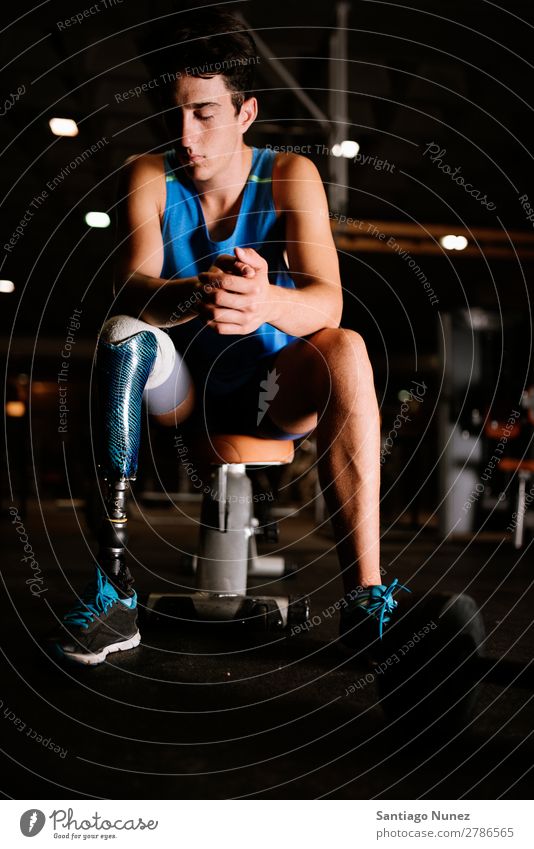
[96,330,158,480]
[93,330,158,595]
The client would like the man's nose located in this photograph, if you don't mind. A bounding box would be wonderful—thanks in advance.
[180,114,199,147]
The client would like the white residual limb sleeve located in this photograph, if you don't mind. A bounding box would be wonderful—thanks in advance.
[99,315,192,414]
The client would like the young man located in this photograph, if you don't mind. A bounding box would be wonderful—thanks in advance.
[56,10,407,665]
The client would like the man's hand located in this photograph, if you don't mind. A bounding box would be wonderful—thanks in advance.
[196,246,276,335]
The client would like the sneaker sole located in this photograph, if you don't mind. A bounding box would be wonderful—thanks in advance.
[57,630,141,666]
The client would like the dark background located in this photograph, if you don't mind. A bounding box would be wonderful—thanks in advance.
[2,0,534,804]
[2,0,534,514]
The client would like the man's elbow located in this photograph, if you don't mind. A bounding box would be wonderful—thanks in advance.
[316,311,342,332]
[328,314,342,329]
[327,293,343,328]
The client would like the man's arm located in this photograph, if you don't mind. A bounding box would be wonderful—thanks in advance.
[113,154,202,328]
[269,152,343,334]
[195,153,343,337]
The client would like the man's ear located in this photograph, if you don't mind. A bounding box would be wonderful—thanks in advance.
[239,96,257,134]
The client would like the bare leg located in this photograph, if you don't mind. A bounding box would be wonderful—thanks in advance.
[151,382,196,427]
[266,328,381,595]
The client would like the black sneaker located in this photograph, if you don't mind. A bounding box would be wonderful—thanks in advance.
[55,568,140,666]
[339,578,410,656]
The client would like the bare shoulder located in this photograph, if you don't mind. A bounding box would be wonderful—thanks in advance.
[272,151,321,183]
[119,152,166,215]
[272,151,327,211]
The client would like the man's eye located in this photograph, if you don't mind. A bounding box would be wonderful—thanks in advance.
[197,114,213,122]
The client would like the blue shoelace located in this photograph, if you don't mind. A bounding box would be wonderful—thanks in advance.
[361,578,411,638]
[63,569,119,629]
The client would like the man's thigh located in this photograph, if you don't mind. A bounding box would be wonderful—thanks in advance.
[265,337,323,434]
[161,333,333,436]
[151,380,196,427]
[178,344,318,438]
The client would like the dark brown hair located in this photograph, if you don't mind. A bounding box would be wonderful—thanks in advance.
[142,9,258,114]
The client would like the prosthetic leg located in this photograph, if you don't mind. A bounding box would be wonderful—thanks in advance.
[95,330,159,596]
[55,319,191,664]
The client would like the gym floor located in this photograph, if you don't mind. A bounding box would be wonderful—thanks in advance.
[2,498,533,800]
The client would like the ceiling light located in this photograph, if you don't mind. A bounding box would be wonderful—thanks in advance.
[331,140,360,159]
[340,140,360,158]
[49,117,79,137]
[440,234,469,250]
[85,212,111,228]
[6,401,25,417]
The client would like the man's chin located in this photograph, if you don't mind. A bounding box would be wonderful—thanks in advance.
[181,159,212,178]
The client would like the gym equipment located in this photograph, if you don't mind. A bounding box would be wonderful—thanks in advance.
[146,433,311,631]
[93,330,487,733]
[491,390,534,548]
[438,309,532,540]
[374,591,486,734]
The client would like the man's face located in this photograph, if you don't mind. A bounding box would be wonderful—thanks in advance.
[169,74,254,181]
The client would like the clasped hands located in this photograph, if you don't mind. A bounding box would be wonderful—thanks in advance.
[195,246,274,335]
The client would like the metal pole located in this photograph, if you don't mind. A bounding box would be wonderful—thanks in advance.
[236,13,330,132]
[328,2,350,211]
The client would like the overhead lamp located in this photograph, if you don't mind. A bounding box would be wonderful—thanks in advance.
[49,117,79,137]
[85,212,111,228]
[332,140,360,158]
[6,401,25,417]
[440,235,468,250]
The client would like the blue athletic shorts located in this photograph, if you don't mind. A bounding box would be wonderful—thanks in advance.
[190,352,314,441]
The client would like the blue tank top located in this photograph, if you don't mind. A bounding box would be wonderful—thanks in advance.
[160,146,298,395]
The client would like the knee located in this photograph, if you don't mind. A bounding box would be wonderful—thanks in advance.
[99,315,153,345]
[98,316,182,393]
[307,327,372,372]
[305,329,374,408]
[151,382,196,427]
